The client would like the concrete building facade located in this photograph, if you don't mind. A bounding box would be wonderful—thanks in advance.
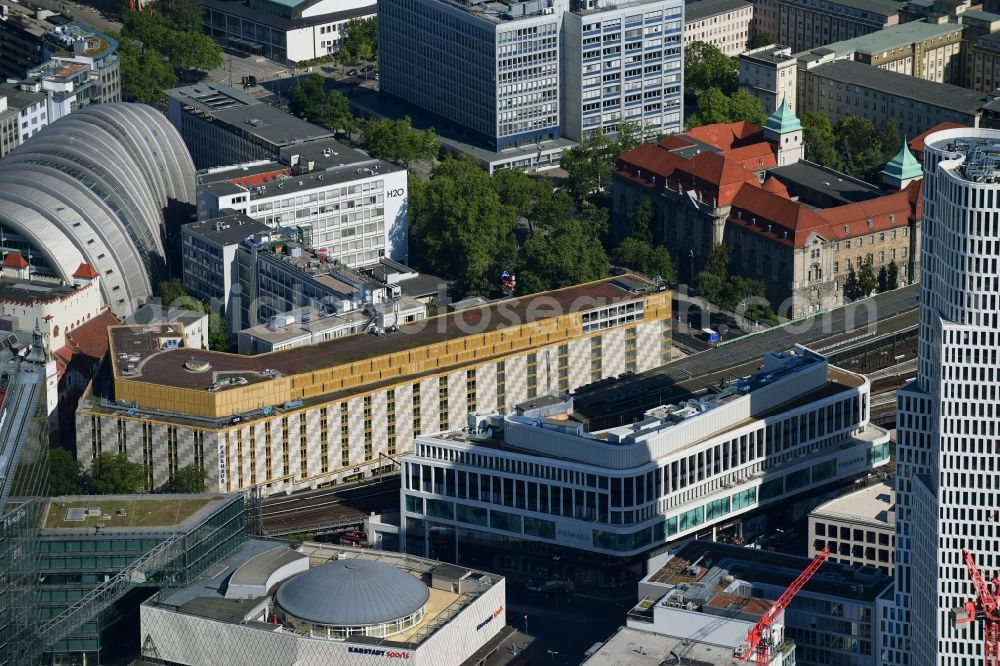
[75,277,672,497]
[683,0,754,57]
[775,0,901,53]
[809,480,896,575]
[401,346,890,596]
[739,44,797,115]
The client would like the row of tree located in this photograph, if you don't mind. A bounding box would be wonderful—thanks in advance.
[50,449,207,495]
[801,113,903,186]
[695,245,775,321]
[286,74,440,166]
[843,258,900,301]
[683,42,768,127]
[335,17,377,65]
[118,0,223,103]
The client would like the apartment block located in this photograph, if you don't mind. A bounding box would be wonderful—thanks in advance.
[775,0,901,53]
[739,44,797,114]
[400,346,890,595]
[75,276,672,498]
[683,0,754,57]
[798,60,989,137]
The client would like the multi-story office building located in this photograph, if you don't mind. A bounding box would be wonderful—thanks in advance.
[166,83,334,169]
[181,213,271,320]
[886,128,1000,666]
[202,0,375,64]
[37,494,245,665]
[683,0,754,57]
[401,346,891,595]
[75,276,672,497]
[796,20,965,85]
[561,0,684,141]
[775,0,901,53]
[379,0,683,156]
[0,103,196,318]
[809,480,895,575]
[797,60,990,138]
[196,139,409,267]
[739,44,797,115]
[634,540,894,666]
[0,84,47,157]
[958,10,1000,90]
[612,115,921,317]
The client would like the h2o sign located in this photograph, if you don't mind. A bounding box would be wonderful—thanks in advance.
[387,188,405,198]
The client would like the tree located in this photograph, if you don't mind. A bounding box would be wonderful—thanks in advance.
[562,122,640,202]
[117,35,178,104]
[208,312,229,352]
[169,464,207,493]
[161,0,203,33]
[288,75,357,134]
[627,198,654,245]
[684,42,737,98]
[801,111,843,172]
[843,265,861,301]
[835,116,886,184]
[157,278,188,307]
[409,158,519,296]
[687,88,765,127]
[703,244,730,280]
[519,217,609,294]
[747,33,775,49]
[89,452,147,494]
[49,448,83,496]
[337,17,377,65]
[887,260,899,290]
[877,265,889,293]
[858,257,877,297]
[614,237,677,282]
[361,117,439,166]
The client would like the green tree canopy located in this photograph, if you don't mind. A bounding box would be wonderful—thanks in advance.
[519,217,609,294]
[801,111,843,172]
[684,42,737,97]
[50,448,83,496]
[361,117,439,166]
[858,256,878,297]
[89,452,147,494]
[843,265,861,300]
[160,0,203,33]
[337,17,377,65]
[687,88,766,127]
[887,261,899,291]
[117,35,178,104]
[561,121,640,202]
[289,75,357,134]
[409,159,519,296]
[746,33,775,49]
[169,464,208,493]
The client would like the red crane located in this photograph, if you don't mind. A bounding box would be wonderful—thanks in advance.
[953,548,1000,666]
[736,547,830,665]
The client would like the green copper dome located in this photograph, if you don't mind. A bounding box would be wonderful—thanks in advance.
[763,96,802,134]
[881,141,922,182]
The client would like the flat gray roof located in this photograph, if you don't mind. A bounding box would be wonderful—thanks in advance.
[166,83,333,148]
[769,160,886,206]
[803,20,962,58]
[583,625,748,666]
[787,0,900,16]
[684,0,752,22]
[811,481,895,527]
[182,212,271,247]
[806,60,992,115]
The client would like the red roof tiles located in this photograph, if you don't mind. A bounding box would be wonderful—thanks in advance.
[909,122,965,157]
[73,263,100,280]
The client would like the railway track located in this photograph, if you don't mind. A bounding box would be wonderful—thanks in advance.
[260,477,401,536]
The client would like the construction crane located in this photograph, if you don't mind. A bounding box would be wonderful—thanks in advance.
[953,548,1000,666]
[736,547,830,665]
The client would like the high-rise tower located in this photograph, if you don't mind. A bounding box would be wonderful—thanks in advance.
[890,128,1000,666]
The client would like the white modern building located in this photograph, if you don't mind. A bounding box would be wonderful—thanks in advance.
[203,0,375,64]
[739,44,797,115]
[196,138,408,267]
[379,0,684,155]
[401,346,890,595]
[886,128,1000,666]
[809,480,895,575]
[139,540,508,666]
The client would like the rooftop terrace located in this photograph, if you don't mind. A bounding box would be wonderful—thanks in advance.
[811,480,895,526]
[41,494,235,533]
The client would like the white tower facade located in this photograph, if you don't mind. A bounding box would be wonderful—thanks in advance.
[890,128,1000,666]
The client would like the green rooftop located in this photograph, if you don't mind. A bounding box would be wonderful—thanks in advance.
[764,96,802,134]
[881,141,923,183]
[44,497,218,529]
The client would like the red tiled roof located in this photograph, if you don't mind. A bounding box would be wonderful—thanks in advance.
[3,253,28,269]
[761,176,790,198]
[683,121,764,151]
[73,263,100,280]
[61,309,120,361]
[909,122,965,156]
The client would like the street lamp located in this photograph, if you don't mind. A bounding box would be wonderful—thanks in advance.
[688,249,695,285]
[524,614,529,635]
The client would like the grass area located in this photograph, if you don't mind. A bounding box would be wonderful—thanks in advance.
[45,497,213,529]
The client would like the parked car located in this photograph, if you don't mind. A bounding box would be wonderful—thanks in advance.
[348,68,358,76]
